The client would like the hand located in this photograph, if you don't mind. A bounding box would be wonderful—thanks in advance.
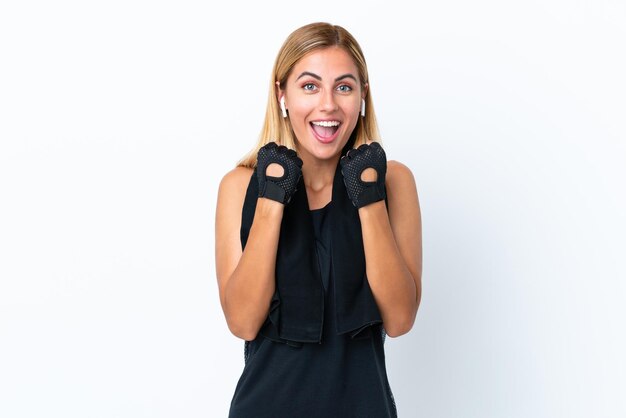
[256,142,303,204]
[340,142,387,208]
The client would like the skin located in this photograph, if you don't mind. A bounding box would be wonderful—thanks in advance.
[215,47,422,341]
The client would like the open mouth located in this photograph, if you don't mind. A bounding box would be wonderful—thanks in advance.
[310,120,341,142]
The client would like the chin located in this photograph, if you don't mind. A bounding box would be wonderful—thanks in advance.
[315,137,348,156]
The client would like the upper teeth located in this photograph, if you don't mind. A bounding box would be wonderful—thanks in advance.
[312,121,340,127]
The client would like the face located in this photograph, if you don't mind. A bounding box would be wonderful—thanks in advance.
[279,47,366,162]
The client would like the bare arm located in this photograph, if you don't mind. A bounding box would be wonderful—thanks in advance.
[215,167,284,341]
[359,160,423,337]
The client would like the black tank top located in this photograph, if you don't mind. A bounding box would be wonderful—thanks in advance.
[228,202,398,418]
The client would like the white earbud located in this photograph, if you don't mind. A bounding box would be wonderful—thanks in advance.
[360,99,366,117]
[280,97,288,118]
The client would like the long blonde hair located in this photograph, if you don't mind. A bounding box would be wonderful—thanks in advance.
[237,22,381,168]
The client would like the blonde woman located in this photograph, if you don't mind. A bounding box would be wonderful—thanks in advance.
[215,22,422,417]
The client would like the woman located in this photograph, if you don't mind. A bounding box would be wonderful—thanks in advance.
[215,22,422,417]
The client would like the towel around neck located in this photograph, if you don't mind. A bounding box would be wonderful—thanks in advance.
[240,146,383,347]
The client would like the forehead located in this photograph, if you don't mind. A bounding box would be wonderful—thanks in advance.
[290,47,360,81]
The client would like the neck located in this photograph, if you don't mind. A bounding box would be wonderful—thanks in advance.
[301,156,339,192]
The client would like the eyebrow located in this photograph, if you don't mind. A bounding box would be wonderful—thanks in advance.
[296,71,358,83]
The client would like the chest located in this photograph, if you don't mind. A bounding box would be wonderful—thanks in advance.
[306,184,333,211]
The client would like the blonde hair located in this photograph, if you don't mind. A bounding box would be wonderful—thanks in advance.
[237,22,381,168]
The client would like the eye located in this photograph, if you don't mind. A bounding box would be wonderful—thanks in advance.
[303,83,317,91]
[336,84,353,93]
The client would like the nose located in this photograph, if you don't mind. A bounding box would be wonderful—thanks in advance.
[319,89,338,112]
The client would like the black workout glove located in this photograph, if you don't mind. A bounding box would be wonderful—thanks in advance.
[340,142,387,208]
[256,142,303,204]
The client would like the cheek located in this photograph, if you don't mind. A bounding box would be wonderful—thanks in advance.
[286,94,315,115]
[341,101,361,124]
[287,105,312,137]
[288,102,309,119]
[288,105,310,130]
[340,97,361,113]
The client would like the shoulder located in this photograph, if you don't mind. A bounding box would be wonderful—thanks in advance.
[384,160,422,252]
[220,165,253,185]
[386,160,418,194]
[217,166,255,212]
[385,159,420,222]
[218,166,254,196]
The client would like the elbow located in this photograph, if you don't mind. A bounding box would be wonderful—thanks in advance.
[384,315,415,338]
[225,309,263,341]
[223,296,264,341]
[228,320,259,341]
[385,304,419,338]
[384,320,413,338]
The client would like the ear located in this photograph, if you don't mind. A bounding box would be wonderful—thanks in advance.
[362,82,369,100]
[275,81,284,104]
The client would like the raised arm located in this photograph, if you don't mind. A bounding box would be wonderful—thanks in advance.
[359,160,422,337]
[215,143,303,341]
[340,143,422,338]
[215,167,283,341]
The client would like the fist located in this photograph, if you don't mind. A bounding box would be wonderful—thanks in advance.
[256,142,303,204]
[340,142,387,208]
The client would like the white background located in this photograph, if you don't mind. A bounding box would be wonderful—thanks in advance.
[1,1,625,417]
